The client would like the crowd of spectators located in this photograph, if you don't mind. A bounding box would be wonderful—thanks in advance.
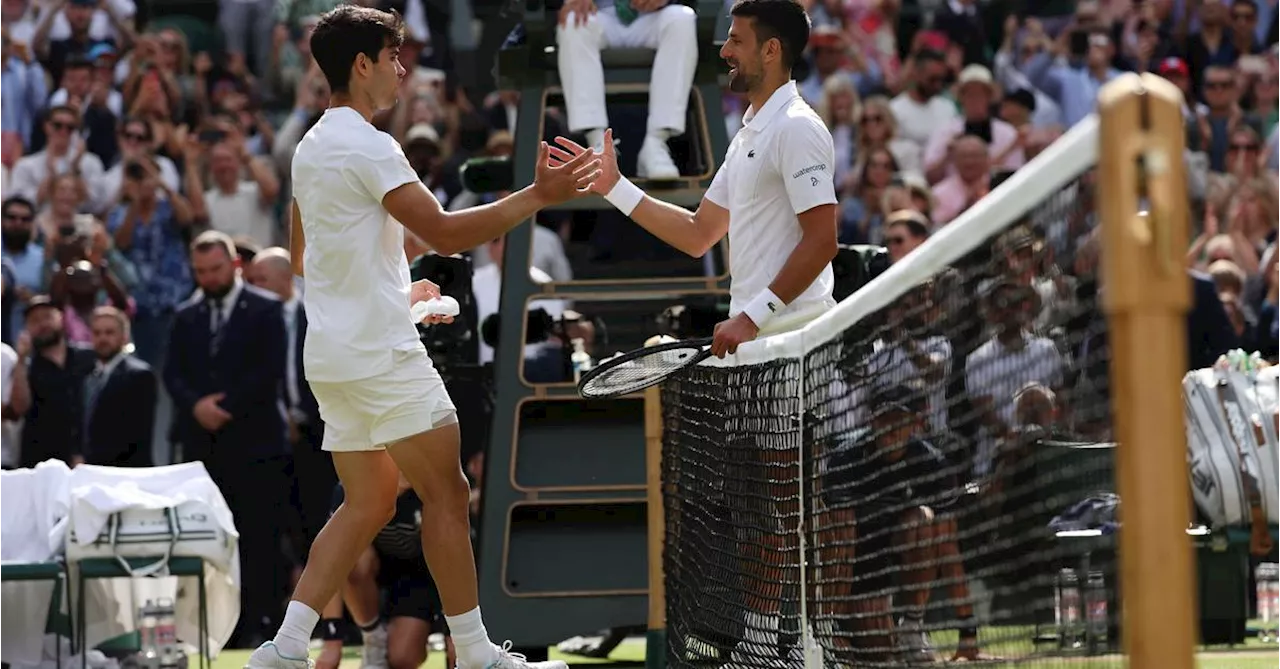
[0,0,1277,653]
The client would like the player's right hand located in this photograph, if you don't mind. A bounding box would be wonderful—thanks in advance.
[532,139,602,205]
[547,129,619,195]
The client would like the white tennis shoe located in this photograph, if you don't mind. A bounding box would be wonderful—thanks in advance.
[477,641,568,669]
[361,625,389,669]
[244,641,314,669]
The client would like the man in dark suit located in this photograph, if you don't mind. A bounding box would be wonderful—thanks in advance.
[163,230,290,648]
[82,306,157,467]
[1188,269,1241,371]
[247,248,335,559]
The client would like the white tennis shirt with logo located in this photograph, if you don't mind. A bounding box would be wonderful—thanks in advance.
[704,80,838,326]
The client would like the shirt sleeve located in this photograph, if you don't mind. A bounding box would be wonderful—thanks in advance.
[1,344,15,405]
[704,160,730,209]
[344,134,422,203]
[776,116,839,215]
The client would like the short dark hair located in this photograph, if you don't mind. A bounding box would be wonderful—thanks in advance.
[310,5,405,93]
[46,105,80,123]
[914,49,946,67]
[2,196,35,217]
[63,55,92,72]
[190,230,237,260]
[729,0,811,71]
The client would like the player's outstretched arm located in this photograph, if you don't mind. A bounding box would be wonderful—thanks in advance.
[290,199,305,277]
[548,130,728,257]
[382,141,601,255]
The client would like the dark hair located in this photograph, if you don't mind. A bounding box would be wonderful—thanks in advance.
[729,0,811,71]
[119,115,153,141]
[2,196,35,217]
[63,55,92,72]
[913,49,946,67]
[1233,0,1259,14]
[310,5,405,93]
[46,105,80,123]
[190,230,237,260]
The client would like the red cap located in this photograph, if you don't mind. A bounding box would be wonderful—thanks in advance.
[1158,57,1189,78]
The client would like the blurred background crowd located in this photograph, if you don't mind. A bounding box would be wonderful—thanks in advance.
[0,0,1276,651]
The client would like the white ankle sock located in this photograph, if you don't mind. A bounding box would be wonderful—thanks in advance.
[446,607,499,669]
[273,601,320,659]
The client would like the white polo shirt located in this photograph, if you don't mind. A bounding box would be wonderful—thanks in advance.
[291,107,424,383]
[704,81,838,320]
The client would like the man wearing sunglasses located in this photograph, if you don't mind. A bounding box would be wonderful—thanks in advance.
[8,105,106,209]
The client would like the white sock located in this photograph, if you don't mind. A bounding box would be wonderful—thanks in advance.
[357,616,385,642]
[446,607,499,669]
[743,611,780,646]
[273,601,320,659]
[585,129,605,150]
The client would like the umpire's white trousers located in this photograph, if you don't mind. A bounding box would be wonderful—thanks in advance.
[556,4,698,135]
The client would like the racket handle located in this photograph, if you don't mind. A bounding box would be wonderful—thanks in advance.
[411,296,460,322]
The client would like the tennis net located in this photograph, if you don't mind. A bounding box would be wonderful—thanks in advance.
[661,117,1125,667]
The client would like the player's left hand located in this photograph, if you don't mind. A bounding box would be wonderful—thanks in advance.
[409,279,454,325]
[710,313,759,358]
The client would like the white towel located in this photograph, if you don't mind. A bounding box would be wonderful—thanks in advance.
[2,460,73,666]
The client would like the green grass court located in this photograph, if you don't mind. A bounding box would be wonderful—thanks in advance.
[204,636,1279,669]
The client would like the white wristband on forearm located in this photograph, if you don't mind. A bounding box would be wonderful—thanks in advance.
[742,289,784,329]
[604,176,645,216]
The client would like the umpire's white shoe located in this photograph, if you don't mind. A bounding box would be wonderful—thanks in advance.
[244,641,314,669]
[636,136,680,180]
[479,641,568,669]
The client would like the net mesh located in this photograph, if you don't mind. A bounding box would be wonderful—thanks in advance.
[662,123,1122,667]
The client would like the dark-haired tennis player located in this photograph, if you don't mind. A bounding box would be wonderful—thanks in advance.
[247,5,601,669]
[552,0,837,661]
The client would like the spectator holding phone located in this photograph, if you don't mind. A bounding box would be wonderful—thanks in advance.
[105,154,192,365]
[101,116,180,211]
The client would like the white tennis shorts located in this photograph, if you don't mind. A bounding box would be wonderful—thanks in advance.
[310,347,458,452]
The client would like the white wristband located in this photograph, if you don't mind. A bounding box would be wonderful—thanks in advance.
[604,176,645,216]
[742,289,785,329]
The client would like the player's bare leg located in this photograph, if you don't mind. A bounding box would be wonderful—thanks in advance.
[251,452,401,667]
[895,506,941,664]
[343,548,390,669]
[934,515,994,662]
[385,422,567,669]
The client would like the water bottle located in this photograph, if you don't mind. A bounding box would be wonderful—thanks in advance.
[138,600,160,669]
[1055,569,1081,649]
[1259,565,1269,644]
[1259,565,1280,644]
[570,338,592,383]
[1085,571,1108,652]
[153,598,184,669]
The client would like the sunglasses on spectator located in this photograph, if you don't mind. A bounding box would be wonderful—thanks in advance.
[1233,10,1257,21]
[2,213,33,223]
[869,160,895,169]
[49,120,78,132]
[1229,142,1260,151]
[1205,80,1233,89]
[121,131,148,142]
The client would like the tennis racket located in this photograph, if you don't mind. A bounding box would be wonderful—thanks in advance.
[577,337,713,399]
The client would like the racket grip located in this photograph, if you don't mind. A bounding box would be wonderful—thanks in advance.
[411,296,460,321]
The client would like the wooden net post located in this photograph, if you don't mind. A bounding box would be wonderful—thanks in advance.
[1097,73,1196,669]
[644,386,668,669]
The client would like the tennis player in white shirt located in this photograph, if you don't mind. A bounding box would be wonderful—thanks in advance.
[550,0,837,660]
[553,0,838,357]
[245,6,601,669]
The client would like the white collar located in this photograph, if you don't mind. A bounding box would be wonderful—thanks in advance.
[208,277,245,311]
[741,81,800,132]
